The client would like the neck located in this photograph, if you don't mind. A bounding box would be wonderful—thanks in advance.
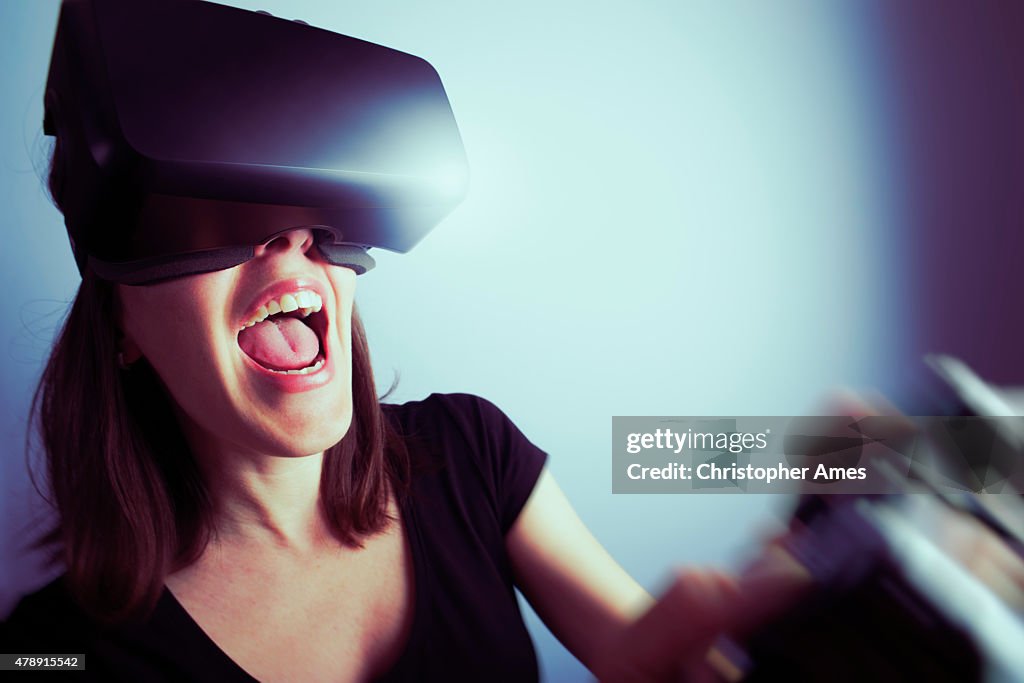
[170,398,338,551]
[195,446,331,552]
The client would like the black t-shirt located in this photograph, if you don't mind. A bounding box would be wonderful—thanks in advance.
[2,393,549,682]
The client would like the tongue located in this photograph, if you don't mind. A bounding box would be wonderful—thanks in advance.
[238,317,320,371]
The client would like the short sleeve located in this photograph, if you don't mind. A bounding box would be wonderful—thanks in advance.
[395,393,549,534]
[464,394,549,532]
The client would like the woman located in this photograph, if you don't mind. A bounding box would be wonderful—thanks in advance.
[3,2,802,681]
[6,227,759,682]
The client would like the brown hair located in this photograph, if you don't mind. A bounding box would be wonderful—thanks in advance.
[33,143,409,624]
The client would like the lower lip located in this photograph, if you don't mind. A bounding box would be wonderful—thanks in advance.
[240,350,335,394]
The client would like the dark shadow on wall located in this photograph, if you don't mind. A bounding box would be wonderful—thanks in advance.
[871,0,1024,385]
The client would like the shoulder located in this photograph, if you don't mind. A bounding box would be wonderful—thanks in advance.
[384,393,548,533]
[383,392,540,463]
[384,392,508,431]
[3,575,97,651]
[4,577,249,682]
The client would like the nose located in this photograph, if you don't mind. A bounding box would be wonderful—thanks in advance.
[253,228,316,259]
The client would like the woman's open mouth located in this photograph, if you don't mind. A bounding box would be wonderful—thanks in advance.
[236,289,329,375]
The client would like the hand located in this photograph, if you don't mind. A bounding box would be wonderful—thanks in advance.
[593,539,811,683]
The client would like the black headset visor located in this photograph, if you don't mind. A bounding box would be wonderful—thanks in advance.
[45,0,468,284]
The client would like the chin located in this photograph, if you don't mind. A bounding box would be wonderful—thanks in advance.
[264,404,354,458]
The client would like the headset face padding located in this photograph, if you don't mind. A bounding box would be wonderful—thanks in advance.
[89,236,378,286]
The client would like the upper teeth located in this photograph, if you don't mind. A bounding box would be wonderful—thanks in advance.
[241,290,323,328]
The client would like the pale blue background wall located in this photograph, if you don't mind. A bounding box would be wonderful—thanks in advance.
[1,2,903,680]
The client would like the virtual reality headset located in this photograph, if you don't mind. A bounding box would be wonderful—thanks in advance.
[44,0,469,284]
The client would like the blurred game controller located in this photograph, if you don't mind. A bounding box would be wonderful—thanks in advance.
[726,356,1024,682]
